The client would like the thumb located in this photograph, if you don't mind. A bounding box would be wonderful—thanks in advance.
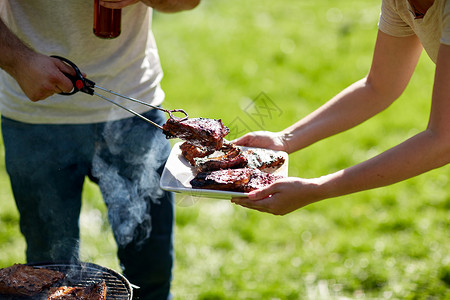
[248,183,277,200]
[232,134,253,146]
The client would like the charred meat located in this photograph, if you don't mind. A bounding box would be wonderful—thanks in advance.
[163,117,230,150]
[47,281,107,300]
[191,168,253,191]
[192,142,248,172]
[191,168,282,192]
[181,142,285,173]
[180,141,215,165]
[0,264,65,297]
[244,169,283,192]
[194,154,248,173]
[180,141,241,167]
[242,149,285,173]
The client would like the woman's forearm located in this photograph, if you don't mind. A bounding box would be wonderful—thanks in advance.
[281,77,396,154]
[319,128,450,199]
[281,33,423,155]
[320,44,450,199]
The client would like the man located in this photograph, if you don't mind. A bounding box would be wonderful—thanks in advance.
[0,0,199,299]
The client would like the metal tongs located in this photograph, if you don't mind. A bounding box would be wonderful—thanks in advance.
[51,55,188,129]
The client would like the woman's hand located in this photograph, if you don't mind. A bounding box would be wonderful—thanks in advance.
[231,177,325,215]
[232,131,289,152]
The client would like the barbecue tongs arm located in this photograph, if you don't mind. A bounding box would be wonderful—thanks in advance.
[51,55,188,129]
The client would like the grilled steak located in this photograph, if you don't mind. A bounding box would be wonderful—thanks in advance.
[163,117,230,150]
[191,168,253,191]
[0,264,65,297]
[181,142,285,173]
[193,143,247,172]
[47,281,107,300]
[244,169,283,192]
[180,142,215,165]
[191,168,282,192]
[243,149,285,173]
[194,154,248,173]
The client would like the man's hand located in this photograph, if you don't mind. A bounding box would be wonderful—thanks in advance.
[100,0,200,12]
[1,19,75,101]
[12,53,75,102]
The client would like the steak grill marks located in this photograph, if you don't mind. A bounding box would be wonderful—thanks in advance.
[0,264,65,297]
[181,141,286,192]
[162,117,230,150]
[181,142,285,173]
[192,142,248,172]
[47,281,107,300]
[191,168,283,192]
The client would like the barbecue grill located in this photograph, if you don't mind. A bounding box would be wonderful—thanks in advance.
[28,262,134,300]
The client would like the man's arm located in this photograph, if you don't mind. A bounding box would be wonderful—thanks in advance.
[0,18,34,78]
[100,0,200,12]
[0,18,74,101]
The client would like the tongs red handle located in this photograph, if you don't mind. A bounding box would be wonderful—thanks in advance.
[51,55,189,128]
[51,55,95,96]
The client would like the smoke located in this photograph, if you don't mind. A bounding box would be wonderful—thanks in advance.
[91,115,167,248]
[92,155,150,246]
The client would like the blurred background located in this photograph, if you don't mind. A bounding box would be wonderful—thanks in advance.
[1,0,449,299]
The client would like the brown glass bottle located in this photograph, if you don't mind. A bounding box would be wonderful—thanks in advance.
[93,0,121,39]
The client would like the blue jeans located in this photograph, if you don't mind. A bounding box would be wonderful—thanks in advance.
[1,110,174,300]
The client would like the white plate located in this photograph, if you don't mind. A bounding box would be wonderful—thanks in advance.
[160,142,288,199]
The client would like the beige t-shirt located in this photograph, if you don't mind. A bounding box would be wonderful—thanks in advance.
[378,0,450,63]
[0,0,164,124]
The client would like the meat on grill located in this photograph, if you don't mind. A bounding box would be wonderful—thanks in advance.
[47,281,107,300]
[0,264,65,297]
[163,117,230,150]
[190,168,282,192]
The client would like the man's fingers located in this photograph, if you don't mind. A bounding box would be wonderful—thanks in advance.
[52,58,76,93]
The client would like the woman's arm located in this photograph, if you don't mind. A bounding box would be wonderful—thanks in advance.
[234,31,423,154]
[233,35,450,215]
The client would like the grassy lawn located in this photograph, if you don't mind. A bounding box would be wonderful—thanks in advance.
[1,0,449,299]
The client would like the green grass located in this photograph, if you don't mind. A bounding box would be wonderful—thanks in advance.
[1,0,449,299]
